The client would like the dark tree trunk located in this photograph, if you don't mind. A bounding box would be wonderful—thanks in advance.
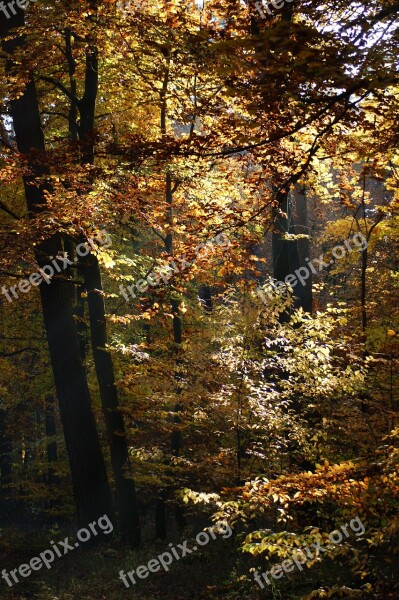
[165,174,184,459]
[361,244,367,333]
[155,494,167,540]
[272,187,312,320]
[1,9,115,531]
[291,184,312,313]
[165,174,186,531]
[36,240,115,528]
[0,316,12,515]
[45,395,60,518]
[45,396,58,487]
[0,409,12,502]
[272,189,315,473]
[77,45,141,548]
[272,195,293,323]
[64,237,88,361]
[199,284,213,311]
[81,254,141,547]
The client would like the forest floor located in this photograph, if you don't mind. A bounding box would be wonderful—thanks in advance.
[0,526,380,600]
[0,526,249,600]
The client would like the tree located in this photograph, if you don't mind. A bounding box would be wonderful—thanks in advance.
[0,6,115,531]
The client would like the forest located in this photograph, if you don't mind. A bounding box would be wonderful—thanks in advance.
[0,0,398,598]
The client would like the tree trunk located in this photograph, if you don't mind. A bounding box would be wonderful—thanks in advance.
[199,284,213,311]
[1,9,115,530]
[45,396,58,486]
[155,493,167,540]
[165,174,186,531]
[81,253,141,547]
[77,45,141,547]
[36,238,115,528]
[291,184,312,313]
[0,408,12,518]
[272,187,312,319]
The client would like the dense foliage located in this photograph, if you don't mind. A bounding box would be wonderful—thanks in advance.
[0,0,398,598]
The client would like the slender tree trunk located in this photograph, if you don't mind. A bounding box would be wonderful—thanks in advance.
[165,174,186,531]
[0,408,12,509]
[160,60,187,531]
[45,396,58,487]
[45,395,60,517]
[77,45,141,547]
[155,493,167,540]
[81,254,141,546]
[272,195,293,323]
[0,310,12,516]
[64,238,88,361]
[361,244,368,333]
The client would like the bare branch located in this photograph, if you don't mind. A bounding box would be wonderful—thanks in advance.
[40,76,80,106]
[0,199,21,220]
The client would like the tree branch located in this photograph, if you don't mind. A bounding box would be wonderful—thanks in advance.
[40,76,80,106]
[0,200,21,220]
[0,348,32,356]
[196,79,390,158]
